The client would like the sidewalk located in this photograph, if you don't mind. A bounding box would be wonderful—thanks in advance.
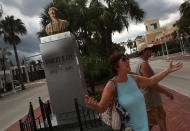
[3,51,190,131]
[4,79,46,131]
[1,79,46,97]
[150,52,190,61]
[5,84,190,131]
[152,87,190,131]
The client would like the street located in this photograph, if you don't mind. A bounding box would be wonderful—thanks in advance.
[0,59,190,131]
[130,59,190,97]
[150,60,190,97]
[0,83,49,131]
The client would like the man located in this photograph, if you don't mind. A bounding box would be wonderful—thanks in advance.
[45,7,69,35]
[135,42,174,131]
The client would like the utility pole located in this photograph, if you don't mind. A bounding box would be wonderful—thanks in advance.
[176,30,184,55]
[162,31,170,59]
[0,4,3,17]
[160,39,165,56]
[2,55,7,91]
[23,56,30,83]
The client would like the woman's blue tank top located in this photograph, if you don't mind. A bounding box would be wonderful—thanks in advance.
[116,74,149,131]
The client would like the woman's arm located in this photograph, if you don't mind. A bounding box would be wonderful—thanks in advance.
[85,80,115,113]
[132,61,183,88]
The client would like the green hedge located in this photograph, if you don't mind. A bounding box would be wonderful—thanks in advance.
[168,48,181,54]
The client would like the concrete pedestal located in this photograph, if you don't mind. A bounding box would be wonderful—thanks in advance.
[40,32,85,125]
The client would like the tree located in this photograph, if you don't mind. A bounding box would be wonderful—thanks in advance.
[29,60,36,66]
[133,41,137,50]
[177,1,190,35]
[38,0,144,90]
[0,16,27,90]
[39,0,144,57]
[0,48,11,90]
[112,43,126,53]
[127,40,134,54]
[88,0,144,57]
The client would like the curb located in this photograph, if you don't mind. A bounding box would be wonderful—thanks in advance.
[1,79,46,98]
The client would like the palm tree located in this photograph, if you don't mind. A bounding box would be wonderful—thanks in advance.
[177,1,190,35]
[0,48,11,91]
[133,41,137,50]
[39,0,144,58]
[91,0,144,57]
[0,16,27,90]
[127,40,134,54]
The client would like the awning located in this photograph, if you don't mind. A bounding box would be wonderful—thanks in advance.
[148,38,177,46]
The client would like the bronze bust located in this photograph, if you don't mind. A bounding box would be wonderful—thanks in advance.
[45,7,69,35]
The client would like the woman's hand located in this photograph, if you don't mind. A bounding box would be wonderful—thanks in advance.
[167,61,183,74]
[85,95,98,107]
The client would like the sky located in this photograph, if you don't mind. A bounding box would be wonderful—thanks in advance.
[0,0,185,64]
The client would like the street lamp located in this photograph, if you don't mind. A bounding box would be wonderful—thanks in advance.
[2,55,7,91]
[162,31,170,59]
[23,56,30,83]
[180,34,186,55]
[160,38,165,56]
[176,30,184,55]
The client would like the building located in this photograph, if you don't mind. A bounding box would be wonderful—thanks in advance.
[144,19,178,45]
[0,54,12,90]
[144,19,163,44]
[135,36,145,47]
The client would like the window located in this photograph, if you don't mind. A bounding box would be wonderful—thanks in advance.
[173,24,177,27]
[151,23,157,30]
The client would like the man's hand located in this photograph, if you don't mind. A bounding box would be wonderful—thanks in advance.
[165,91,174,100]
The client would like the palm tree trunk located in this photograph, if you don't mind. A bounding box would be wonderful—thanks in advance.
[101,31,112,58]
[2,55,7,91]
[13,43,25,90]
[107,31,112,57]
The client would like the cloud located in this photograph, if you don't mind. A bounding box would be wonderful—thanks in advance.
[0,0,49,64]
[1,2,43,34]
[135,0,183,20]
[111,0,184,53]
[159,11,180,27]
[0,0,186,58]
[113,23,145,43]
[1,0,51,17]
[112,0,184,42]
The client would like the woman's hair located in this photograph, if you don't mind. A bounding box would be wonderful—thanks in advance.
[108,52,126,75]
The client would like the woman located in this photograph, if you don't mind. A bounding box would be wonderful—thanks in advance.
[85,52,183,131]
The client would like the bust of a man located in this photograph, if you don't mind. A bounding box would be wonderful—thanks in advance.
[45,7,69,35]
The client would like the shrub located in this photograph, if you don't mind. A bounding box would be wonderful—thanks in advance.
[168,48,181,54]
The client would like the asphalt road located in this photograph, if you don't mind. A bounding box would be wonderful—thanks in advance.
[0,85,49,131]
[130,59,190,97]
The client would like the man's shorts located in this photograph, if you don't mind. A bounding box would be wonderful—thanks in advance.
[147,106,166,126]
